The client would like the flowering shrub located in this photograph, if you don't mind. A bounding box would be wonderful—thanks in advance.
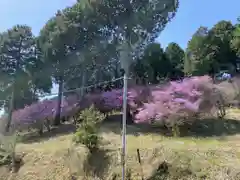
[134,76,219,125]
[10,75,229,130]
[11,97,79,132]
[100,89,123,111]
[12,100,54,124]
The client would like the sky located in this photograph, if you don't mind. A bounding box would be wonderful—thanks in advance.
[1,0,239,49]
[0,0,239,102]
[156,0,240,49]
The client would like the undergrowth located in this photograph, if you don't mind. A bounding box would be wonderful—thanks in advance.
[73,105,105,151]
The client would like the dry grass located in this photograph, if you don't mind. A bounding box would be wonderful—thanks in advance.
[1,110,240,179]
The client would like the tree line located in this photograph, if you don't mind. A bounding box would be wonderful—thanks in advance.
[0,0,240,126]
[133,20,240,84]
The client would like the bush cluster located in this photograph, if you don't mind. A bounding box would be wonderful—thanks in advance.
[10,76,232,130]
[73,105,105,151]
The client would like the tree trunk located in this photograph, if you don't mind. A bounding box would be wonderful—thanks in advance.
[5,83,15,133]
[54,76,63,126]
[152,71,158,84]
[114,66,120,88]
[80,70,86,99]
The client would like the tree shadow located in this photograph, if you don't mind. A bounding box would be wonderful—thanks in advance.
[83,148,110,179]
[101,114,240,138]
[147,161,197,180]
[19,115,240,144]
[19,123,76,144]
[180,118,240,137]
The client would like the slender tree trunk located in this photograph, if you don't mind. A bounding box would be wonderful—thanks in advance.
[33,87,37,100]
[152,71,158,84]
[80,70,86,99]
[54,76,63,126]
[114,65,120,88]
[5,83,15,133]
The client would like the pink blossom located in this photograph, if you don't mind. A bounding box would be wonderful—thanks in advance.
[11,75,221,127]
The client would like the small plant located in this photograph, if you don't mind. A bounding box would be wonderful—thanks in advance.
[76,105,106,127]
[73,126,99,151]
[73,105,105,152]
[171,124,180,137]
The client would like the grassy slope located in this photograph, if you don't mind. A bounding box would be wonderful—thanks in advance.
[2,109,240,180]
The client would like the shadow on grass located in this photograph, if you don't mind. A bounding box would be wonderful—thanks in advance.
[17,114,240,144]
[83,148,110,179]
[102,114,240,137]
[147,161,200,180]
[18,113,123,144]
[181,118,240,137]
[18,123,76,144]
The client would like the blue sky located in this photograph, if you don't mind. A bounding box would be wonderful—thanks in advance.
[157,0,240,49]
[1,0,239,48]
[0,0,239,100]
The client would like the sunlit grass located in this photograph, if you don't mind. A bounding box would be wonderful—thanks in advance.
[1,109,240,179]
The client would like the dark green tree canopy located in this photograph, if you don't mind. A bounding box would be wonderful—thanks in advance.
[185,21,238,76]
[232,18,240,57]
[0,25,52,110]
[165,42,184,78]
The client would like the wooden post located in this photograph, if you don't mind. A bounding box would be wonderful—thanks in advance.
[137,148,144,180]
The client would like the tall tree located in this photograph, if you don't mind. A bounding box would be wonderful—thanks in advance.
[231,18,240,59]
[165,42,184,79]
[86,0,179,75]
[133,43,171,84]
[51,0,179,92]
[184,26,217,76]
[208,20,237,73]
[185,21,237,76]
[39,3,103,125]
[65,42,122,91]
[0,25,52,131]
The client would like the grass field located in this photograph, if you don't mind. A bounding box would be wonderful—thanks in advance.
[1,109,240,180]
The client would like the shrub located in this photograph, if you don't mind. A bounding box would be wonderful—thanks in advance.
[73,126,99,150]
[11,95,80,123]
[133,76,222,127]
[99,90,123,112]
[75,105,106,126]
[73,105,105,151]
[11,75,233,130]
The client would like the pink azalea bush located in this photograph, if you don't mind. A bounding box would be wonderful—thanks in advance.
[10,75,226,129]
[100,89,123,111]
[12,97,79,126]
[133,76,218,125]
[98,75,221,126]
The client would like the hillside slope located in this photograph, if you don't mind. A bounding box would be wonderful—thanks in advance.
[1,110,240,180]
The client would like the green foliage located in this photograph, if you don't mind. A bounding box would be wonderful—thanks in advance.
[38,2,105,124]
[231,18,240,57]
[133,43,171,84]
[165,42,185,78]
[0,25,52,111]
[209,21,236,71]
[84,0,178,78]
[185,21,237,76]
[184,26,214,76]
[73,127,99,150]
[73,105,105,151]
[76,105,106,126]
[133,41,185,84]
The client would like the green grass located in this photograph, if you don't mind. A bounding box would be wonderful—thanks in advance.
[1,110,240,179]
